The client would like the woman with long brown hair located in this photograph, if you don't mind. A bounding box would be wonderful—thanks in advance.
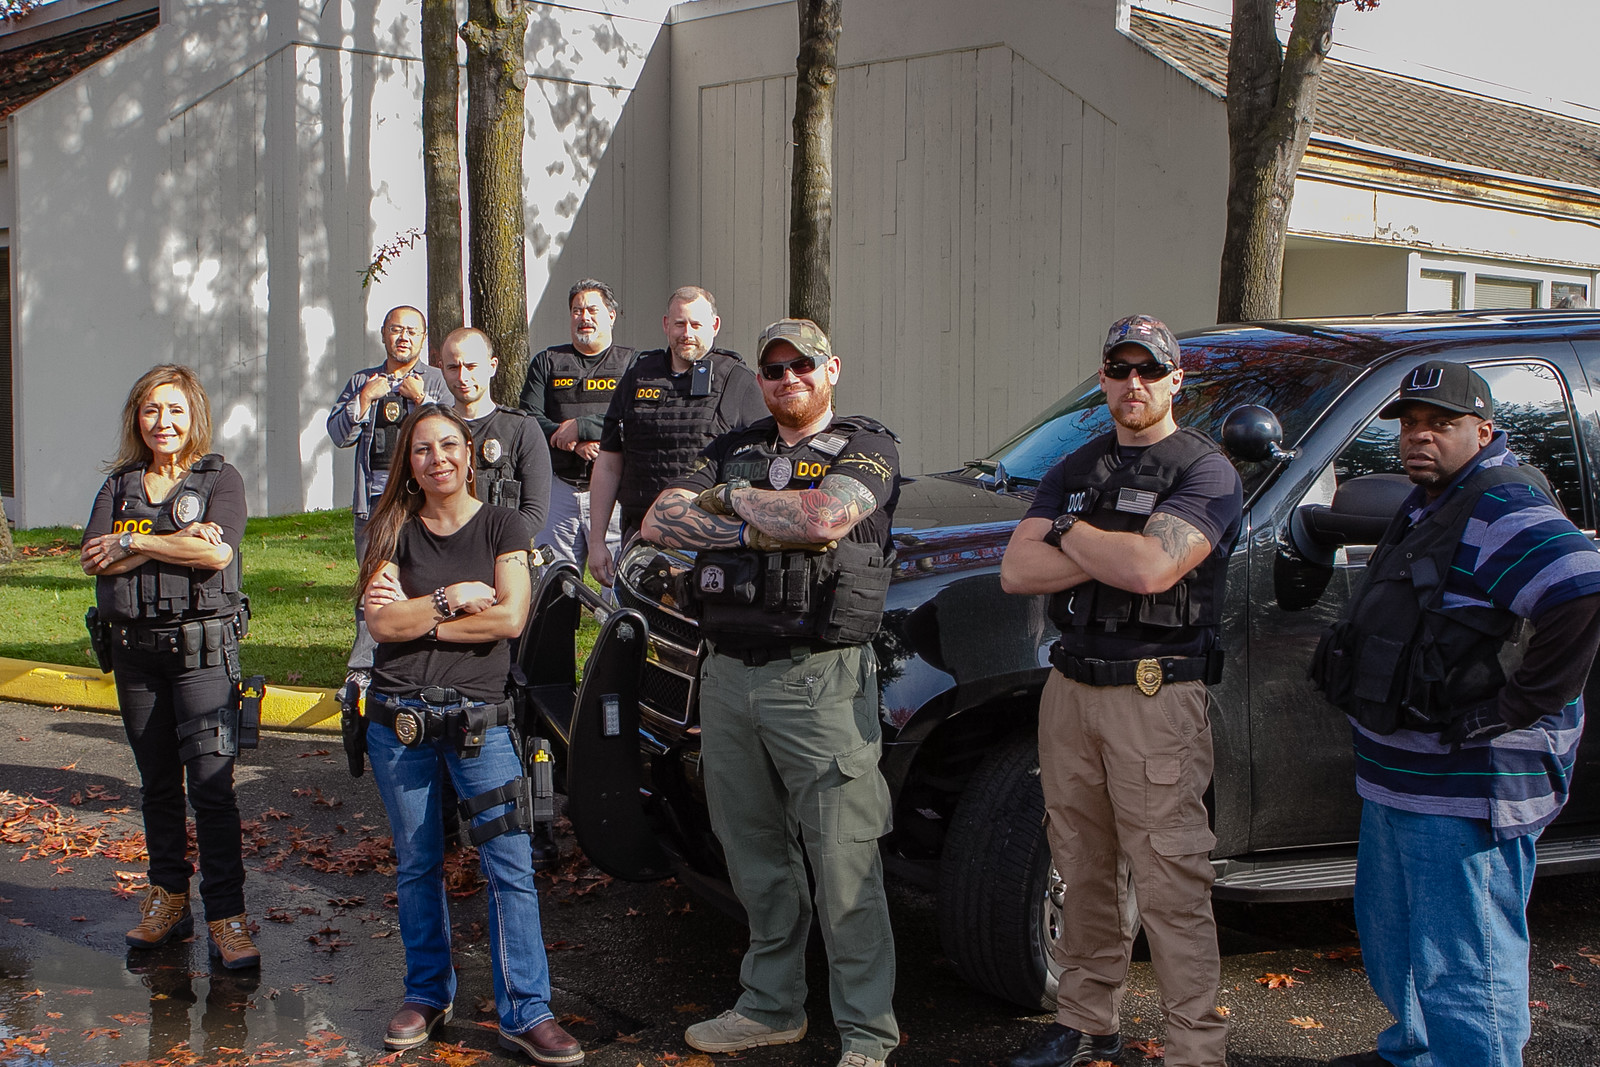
[80,364,258,969]
[357,403,580,1064]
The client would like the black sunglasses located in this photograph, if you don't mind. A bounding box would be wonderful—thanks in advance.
[1102,359,1176,381]
[759,354,825,381]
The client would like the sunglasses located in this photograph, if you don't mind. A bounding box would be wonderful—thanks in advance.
[1102,359,1176,381]
[759,354,826,381]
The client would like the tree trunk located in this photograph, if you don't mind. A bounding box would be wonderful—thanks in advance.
[1217,0,1338,323]
[421,0,464,366]
[462,0,531,406]
[789,0,841,333]
[0,499,14,565]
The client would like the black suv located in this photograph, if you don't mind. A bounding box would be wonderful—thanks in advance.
[520,310,1600,1012]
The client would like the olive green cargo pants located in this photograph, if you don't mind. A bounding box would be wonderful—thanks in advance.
[699,643,899,1060]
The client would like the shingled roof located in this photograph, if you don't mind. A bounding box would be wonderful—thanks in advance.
[0,8,158,120]
[1130,9,1600,194]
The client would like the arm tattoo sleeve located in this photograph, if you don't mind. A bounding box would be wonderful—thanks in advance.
[735,473,879,542]
[1144,512,1211,567]
[648,491,745,550]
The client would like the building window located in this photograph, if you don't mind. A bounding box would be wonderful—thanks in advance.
[1417,269,1463,310]
[1553,282,1590,308]
[1474,276,1538,310]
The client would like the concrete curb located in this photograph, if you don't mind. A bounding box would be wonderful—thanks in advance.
[0,656,341,733]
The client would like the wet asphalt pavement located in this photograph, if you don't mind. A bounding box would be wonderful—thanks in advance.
[0,701,1596,1067]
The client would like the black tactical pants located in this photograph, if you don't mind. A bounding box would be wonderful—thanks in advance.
[113,643,246,919]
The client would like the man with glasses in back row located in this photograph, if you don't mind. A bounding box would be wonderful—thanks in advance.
[1000,315,1242,1067]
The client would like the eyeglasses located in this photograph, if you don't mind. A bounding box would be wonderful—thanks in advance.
[385,326,423,339]
[759,354,825,381]
[1102,359,1176,381]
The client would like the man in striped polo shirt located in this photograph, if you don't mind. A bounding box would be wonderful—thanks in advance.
[1315,361,1600,1067]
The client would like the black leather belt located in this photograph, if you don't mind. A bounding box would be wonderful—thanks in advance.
[1049,645,1224,695]
[715,641,838,668]
[368,690,514,748]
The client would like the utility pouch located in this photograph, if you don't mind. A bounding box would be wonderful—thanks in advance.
[234,598,251,641]
[457,703,495,757]
[238,675,264,750]
[693,551,763,606]
[179,621,204,670]
[216,703,239,758]
[530,739,556,824]
[84,608,114,673]
[202,618,225,668]
[493,477,521,510]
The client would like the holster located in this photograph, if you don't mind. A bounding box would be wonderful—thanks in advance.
[84,607,114,673]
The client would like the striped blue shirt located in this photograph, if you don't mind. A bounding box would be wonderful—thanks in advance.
[1353,434,1600,839]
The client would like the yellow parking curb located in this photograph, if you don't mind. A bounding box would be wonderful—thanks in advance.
[0,656,341,733]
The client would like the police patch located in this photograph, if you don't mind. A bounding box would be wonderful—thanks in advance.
[174,491,203,525]
[768,456,793,490]
[482,438,503,464]
[698,565,726,594]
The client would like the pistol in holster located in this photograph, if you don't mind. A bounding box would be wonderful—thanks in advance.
[84,607,114,673]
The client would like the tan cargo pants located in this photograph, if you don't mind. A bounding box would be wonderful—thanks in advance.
[1037,670,1228,1067]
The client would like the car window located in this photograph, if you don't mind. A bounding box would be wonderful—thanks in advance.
[1333,361,1586,527]
[970,345,1365,497]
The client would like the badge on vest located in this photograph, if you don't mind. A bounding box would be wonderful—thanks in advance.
[382,400,403,424]
[174,491,203,526]
[482,438,503,464]
[1115,488,1158,515]
[768,456,793,490]
[698,565,726,594]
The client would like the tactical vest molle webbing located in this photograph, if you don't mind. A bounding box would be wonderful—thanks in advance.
[617,349,746,522]
[368,387,413,476]
[691,417,896,646]
[1310,464,1551,735]
[540,344,635,484]
[470,407,528,510]
[98,454,242,622]
[1047,428,1229,652]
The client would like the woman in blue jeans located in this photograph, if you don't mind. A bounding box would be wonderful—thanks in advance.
[358,403,581,1064]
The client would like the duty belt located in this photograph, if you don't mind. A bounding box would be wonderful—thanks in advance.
[367,688,514,751]
[110,614,246,654]
[1048,644,1224,696]
[714,641,840,668]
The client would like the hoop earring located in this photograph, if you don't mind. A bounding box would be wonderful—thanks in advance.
[466,467,475,484]
[405,477,421,495]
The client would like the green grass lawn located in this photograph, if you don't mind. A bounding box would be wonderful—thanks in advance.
[0,510,602,692]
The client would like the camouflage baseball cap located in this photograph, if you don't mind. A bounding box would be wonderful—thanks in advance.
[1102,314,1180,366]
[757,318,833,363]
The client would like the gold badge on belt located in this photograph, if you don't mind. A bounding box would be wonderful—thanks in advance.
[1135,658,1163,697]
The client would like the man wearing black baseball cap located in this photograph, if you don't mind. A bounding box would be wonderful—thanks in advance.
[1000,313,1242,1067]
[1314,360,1600,1066]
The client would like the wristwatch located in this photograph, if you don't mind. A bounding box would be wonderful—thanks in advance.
[118,531,135,555]
[1042,513,1079,548]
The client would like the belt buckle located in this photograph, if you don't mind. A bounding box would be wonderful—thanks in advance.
[1134,658,1163,697]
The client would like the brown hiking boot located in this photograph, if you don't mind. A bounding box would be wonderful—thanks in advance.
[206,914,261,970]
[125,885,193,949]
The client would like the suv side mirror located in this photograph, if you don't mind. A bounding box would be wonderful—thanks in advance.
[1222,405,1294,463]
[1274,473,1413,611]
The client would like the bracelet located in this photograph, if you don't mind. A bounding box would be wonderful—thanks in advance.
[432,587,451,619]
[737,521,748,548]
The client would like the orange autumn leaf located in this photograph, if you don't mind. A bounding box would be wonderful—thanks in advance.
[1257,972,1298,989]
[1127,1038,1164,1059]
[1288,1016,1325,1029]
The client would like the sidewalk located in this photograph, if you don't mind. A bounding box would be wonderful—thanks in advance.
[0,655,341,732]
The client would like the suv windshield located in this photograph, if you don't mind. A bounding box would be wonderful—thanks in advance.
[963,342,1365,497]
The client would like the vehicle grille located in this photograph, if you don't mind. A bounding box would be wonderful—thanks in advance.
[638,601,701,652]
[641,661,693,725]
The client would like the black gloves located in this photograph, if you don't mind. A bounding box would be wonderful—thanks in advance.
[1441,700,1512,747]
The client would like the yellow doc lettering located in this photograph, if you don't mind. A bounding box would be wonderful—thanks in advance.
[636,387,663,401]
[796,461,830,480]
[552,377,577,388]
[113,519,154,534]
[585,378,617,392]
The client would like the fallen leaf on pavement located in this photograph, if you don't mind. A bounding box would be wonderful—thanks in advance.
[1257,973,1298,989]
[1126,1039,1164,1060]
[1288,1016,1324,1029]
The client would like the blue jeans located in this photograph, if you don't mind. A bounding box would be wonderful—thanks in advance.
[1355,801,1538,1067]
[368,716,553,1035]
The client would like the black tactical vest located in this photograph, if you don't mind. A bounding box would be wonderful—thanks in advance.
[617,349,747,524]
[466,406,529,510]
[539,344,635,485]
[97,454,243,622]
[1047,428,1232,657]
[1310,463,1551,734]
[368,389,412,476]
[690,417,896,647]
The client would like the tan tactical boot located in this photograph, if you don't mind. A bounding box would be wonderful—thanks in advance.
[125,885,193,949]
[206,914,262,970]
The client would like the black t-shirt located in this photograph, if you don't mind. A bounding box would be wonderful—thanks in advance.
[462,407,552,532]
[371,504,532,702]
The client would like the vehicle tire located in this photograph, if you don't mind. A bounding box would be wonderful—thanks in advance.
[937,732,1139,1012]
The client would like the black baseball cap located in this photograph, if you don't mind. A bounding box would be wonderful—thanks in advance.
[1378,361,1494,420]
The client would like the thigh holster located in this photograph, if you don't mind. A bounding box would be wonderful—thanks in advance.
[455,738,556,846]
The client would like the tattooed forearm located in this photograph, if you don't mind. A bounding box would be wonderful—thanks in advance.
[1144,512,1211,567]
[645,490,745,550]
[734,474,878,542]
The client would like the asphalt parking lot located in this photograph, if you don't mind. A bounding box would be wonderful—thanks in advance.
[0,701,1595,1066]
